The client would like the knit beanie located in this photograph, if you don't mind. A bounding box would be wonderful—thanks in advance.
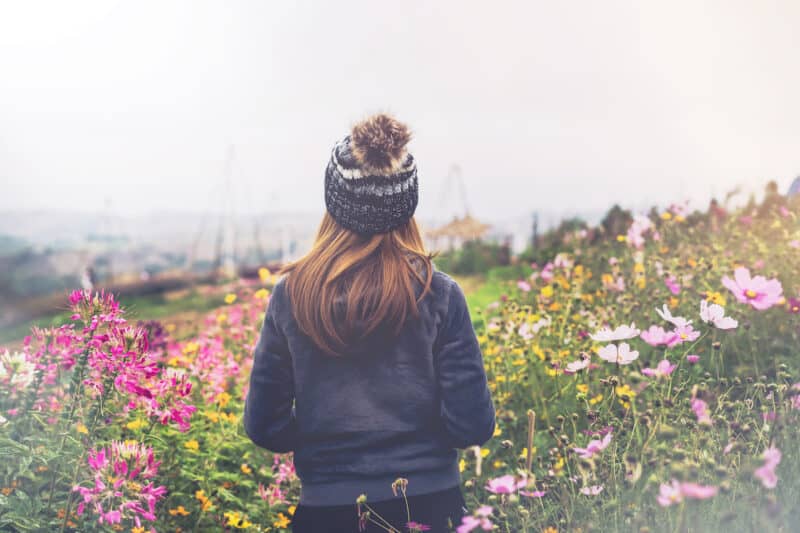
[324,114,418,235]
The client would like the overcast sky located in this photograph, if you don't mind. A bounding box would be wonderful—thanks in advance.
[1,0,798,222]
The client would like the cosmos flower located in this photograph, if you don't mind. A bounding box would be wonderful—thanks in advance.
[640,326,679,347]
[754,446,781,489]
[565,354,591,374]
[457,506,493,533]
[590,323,640,342]
[657,480,718,506]
[664,276,681,295]
[485,475,527,494]
[641,359,677,378]
[579,485,604,496]
[656,305,691,327]
[721,267,783,310]
[573,431,613,459]
[597,343,639,365]
[691,398,713,426]
[699,300,738,329]
[686,354,700,364]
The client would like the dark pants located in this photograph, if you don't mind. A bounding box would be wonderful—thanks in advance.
[291,486,466,533]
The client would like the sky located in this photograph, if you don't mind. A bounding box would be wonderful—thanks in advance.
[1,0,799,223]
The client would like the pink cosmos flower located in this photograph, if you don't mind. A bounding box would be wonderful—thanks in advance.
[691,398,713,426]
[457,506,493,533]
[597,343,639,365]
[664,276,681,295]
[657,480,718,506]
[679,482,718,499]
[591,323,640,342]
[573,431,613,459]
[641,359,677,378]
[721,267,784,310]
[657,480,683,507]
[485,475,527,494]
[517,280,531,292]
[754,446,781,489]
[699,300,738,329]
[790,240,800,249]
[672,324,701,346]
[580,485,604,496]
[640,326,679,347]
[686,354,700,364]
[407,521,432,532]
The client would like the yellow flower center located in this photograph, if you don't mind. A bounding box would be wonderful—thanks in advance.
[745,289,758,299]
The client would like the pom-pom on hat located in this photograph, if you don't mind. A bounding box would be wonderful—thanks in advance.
[324,113,418,235]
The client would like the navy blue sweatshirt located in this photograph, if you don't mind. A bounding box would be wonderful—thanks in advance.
[243,269,495,506]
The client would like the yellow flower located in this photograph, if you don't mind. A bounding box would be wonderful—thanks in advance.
[687,258,698,268]
[493,426,502,437]
[480,448,491,458]
[576,384,589,394]
[220,412,238,423]
[165,323,176,332]
[131,527,145,533]
[615,384,636,408]
[224,293,237,305]
[540,285,554,299]
[76,423,88,435]
[184,440,199,451]
[169,506,190,516]
[492,460,506,469]
[288,505,296,516]
[217,392,232,408]
[668,297,680,309]
[705,291,726,306]
[204,411,220,423]
[547,301,562,312]
[589,394,604,405]
[258,267,272,283]
[543,527,558,533]
[254,288,270,300]
[660,211,672,220]
[241,463,252,475]
[183,341,199,355]
[519,446,536,460]
[616,234,627,242]
[459,458,466,472]
[216,313,228,325]
[273,512,291,529]
[633,263,645,273]
[532,345,545,361]
[126,419,144,431]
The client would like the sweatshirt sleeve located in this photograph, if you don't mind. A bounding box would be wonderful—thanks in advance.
[243,284,298,453]
[434,279,496,449]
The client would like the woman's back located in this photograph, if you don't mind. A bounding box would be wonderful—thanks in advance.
[243,113,495,529]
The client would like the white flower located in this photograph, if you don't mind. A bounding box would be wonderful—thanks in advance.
[656,304,691,327]
[597,343,639,365]
[0,413,7,426]
[565,355,591,373]
[0,350,35,390]
[580,485,604,496]
[590,323,640,342]
[700,300,738,330]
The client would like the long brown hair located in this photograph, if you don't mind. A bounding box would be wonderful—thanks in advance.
[280,212,434,356]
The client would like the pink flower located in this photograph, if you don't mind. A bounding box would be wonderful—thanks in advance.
[591,323,640,342]
[699,300,738,329]
[580,485,604,496]
[597,343,639,365]
[657,480,683,507]
[517,280,531,292]
[672,324,700,346]
[485,475,527,494]
[407,521,432,532]
[657,480,718,506]
[691,398,713,426]
[664,276,681,295]
[457,506,493,533]
[686,354,700,364]
[640,325,679,347]
[721,267,784,310]
[790,240,800,249]
[641,359,676,378]
[754,446,781,489]
[573,431,613,459]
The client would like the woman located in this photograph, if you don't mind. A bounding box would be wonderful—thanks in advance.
[244,113,495,532]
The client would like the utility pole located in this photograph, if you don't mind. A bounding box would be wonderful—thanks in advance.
[531,212,539,252]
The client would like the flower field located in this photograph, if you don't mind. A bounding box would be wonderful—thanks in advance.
[2,199,799,532]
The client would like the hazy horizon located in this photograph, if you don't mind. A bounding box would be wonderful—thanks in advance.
[2,1,799,221]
